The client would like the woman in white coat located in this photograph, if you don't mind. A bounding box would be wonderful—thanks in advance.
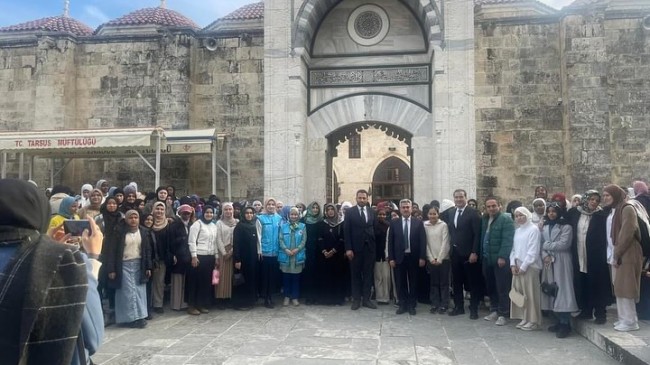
[510,207,542,330]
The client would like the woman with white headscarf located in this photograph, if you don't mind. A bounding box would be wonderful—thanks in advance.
[509,207,542,331]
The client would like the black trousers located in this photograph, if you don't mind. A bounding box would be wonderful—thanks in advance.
[260,256,279,299]
[349,242,375,302]
[394,253,419,309]
[576,272,607,319]
[482,261,512,316]
[450,250,483,312]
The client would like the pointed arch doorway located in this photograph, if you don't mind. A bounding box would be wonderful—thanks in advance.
[326,122,412,205]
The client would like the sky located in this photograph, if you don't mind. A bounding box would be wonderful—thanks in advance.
[0,0,577,30]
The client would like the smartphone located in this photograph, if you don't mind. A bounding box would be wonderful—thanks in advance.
[63,220,91,236]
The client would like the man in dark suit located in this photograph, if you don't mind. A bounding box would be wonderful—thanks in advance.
[388,199,427,315]
[444,189,483,319]
[344,189,377,310]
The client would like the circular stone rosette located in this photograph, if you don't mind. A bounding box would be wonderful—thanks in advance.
[347,4,390,46]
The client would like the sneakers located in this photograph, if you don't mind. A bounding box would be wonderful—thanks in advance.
[283,297,290,306]
[187,307,200,315]
[521,322,539,331]
[495,316,507,326]
[516,320,528,329]
[556,324,571,338]
[614,323,640,332]
[292,299,300,306]
[484,312,498,321]
[198,307,209,314]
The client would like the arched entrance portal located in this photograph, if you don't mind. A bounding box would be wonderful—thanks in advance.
[326,122,412,204]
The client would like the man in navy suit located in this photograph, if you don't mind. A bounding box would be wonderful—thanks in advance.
[387,199,427,315]
[344,190,377,310]
[444,189,483,319]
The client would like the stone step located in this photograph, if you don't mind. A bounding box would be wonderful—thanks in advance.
[573,315,650,365]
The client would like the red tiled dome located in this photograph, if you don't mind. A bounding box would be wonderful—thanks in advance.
[222,1,264,20]
[101,7,199,29]
[0,16,93,36]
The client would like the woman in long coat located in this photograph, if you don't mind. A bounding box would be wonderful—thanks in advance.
[301,201,323,304]
[603,184,643,332]
[566,190,612,324]
[541,203,578,338]
[215,203,238,307]
[315,203,346,305]
[232,207,261,310]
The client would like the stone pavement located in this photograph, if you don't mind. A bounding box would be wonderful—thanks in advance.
[93,301,621,365]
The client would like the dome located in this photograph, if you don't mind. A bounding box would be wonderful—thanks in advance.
[221,2,264,21]
[0,15,93,37]
[97,7,199,34]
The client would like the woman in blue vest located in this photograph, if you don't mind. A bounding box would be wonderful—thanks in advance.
[279,207,307,306]
[258,198,282,308]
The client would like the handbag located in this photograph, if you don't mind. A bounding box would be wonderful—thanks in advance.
[212,268,220,285]
[233,271,245,287]
[541,264,558,297]
[509,288,525,307]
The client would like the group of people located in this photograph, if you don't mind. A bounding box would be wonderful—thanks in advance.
[12,177,650,343]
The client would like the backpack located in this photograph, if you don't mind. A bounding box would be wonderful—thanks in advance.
[630,199,650,257]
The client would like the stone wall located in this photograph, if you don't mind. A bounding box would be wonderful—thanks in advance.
[0,31,265,200]
[475,18,564,204]
[475,2,650,206]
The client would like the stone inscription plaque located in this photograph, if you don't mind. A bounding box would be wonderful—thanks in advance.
[310,66,429,87]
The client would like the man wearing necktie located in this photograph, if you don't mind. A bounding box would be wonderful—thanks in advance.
[344,190,377,310]
[444,189,483,319]
[388,199,427,315]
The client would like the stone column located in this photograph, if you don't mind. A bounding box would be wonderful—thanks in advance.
[432,0,477,200]
[264,0,309,203]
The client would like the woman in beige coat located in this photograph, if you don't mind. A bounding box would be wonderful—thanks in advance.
[603,184,643,332]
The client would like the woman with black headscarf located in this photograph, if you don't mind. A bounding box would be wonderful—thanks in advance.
[232,206,261,310]
[541,203,577,338]
[95,196,124,314]
[566,190,611,324]
[302,201,323,304]
[315,203,346,305]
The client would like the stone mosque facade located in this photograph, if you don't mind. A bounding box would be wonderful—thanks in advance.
[0,0,649,205]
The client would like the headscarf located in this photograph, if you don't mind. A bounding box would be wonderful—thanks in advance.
[252,200,263,213]
[303,201,323,224]
[151,201,168,231]
[279,205,291,223]
[240,206,257,226]
[88,189,103,209]
[200,205,215,224]
[514,206,533,227]
[80,184,93,195]
[95,179,107,190]
[544,202,566,230]
[112,187,124,197]
[58,196,77,219]
[633,181,649,196]
[140,213,154,228]
[107,187,117,197]
[100,196,123,233]
[440,199,454,213]
[532,198,546,208]
[0,179,50,233]
[288,207,301,231]
[123,184,137,197]
[551,192,567,210]
[604,184,627,245]
[219,202,238,227]
[578,190,601,215]
[263,198,276,214]
[323,203,341,227]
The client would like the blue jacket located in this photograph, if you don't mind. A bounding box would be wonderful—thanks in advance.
[278,222,307,265]
[258,213,282,256]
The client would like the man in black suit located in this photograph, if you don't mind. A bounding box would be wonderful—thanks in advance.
[445,189,483,319]
[344,189,377,310]
[387,199,427,315]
